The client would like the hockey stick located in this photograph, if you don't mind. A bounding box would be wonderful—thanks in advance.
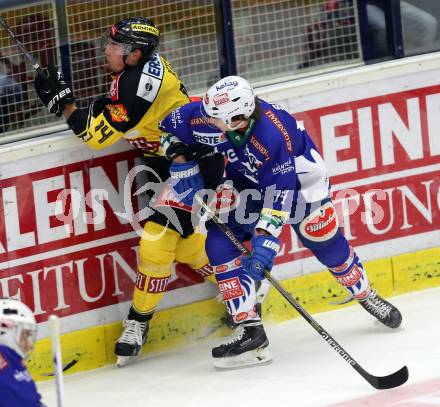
[0,16,41,73]
[41,359,78,377]
[195,195,409,389]
[49,315,64,407]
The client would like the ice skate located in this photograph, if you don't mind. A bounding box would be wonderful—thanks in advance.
[359,290,402,328]
[115,319,149,367]
[212,323,272,369]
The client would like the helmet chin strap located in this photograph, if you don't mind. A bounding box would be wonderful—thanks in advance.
[226,119,247,131]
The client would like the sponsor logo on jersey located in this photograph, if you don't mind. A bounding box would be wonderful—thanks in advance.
[265,110,293,152]
[0,352,8,370]
[135,271,147,291]
[147,276,170,293]
[243,144,263,171]
[215,80,238,91]
[144,77,153,92]
[213,93,230,107]
[190,116,216,126]
[170,109,183,129]
[106,104,129,123]
[299,201,338,242]
[146,54,163,79]
[137,54,162,102]
[218,277,244,301]
[249,136,270,161]
[272,158,295,175]
[131,24,159,37]
[193,131,226,145]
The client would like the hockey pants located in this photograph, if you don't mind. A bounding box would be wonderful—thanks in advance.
[131,221,215,319]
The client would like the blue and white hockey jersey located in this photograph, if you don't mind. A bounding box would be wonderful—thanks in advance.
[0,344,45,407]
[160,100,329,236]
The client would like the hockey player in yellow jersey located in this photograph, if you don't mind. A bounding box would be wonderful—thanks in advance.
[34,17,224,366]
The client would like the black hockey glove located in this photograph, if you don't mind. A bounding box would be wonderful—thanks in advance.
[90,96,112,117]
[189,145,225,191]
[34,65,75,117]
[185,144,216,162]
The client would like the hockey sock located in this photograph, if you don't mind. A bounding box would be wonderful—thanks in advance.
[329,246,371,300]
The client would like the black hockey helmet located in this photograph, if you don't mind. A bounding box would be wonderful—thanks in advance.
[102,17,159,60]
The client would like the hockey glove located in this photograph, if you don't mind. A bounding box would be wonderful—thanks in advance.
[34,65,75,117]
[90,96,112,117]
[241,234,280,281]
[169,160,204,207]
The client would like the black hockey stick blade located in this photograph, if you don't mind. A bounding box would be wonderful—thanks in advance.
[41,359,78,376]
[360,364,409,390]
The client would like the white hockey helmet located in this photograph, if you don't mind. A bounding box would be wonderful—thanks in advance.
[0,298,37,359]
[203,75,256,130]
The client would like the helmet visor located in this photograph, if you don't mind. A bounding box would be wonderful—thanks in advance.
[101,29,133,55]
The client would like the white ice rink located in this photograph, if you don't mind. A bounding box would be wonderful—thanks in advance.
[38,286,440,407]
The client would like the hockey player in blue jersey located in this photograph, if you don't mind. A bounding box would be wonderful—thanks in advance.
[0,298,45,406]
[159,76,402,368]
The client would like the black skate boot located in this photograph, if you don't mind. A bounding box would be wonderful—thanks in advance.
[359,290,402,328]
[212,322,272,369]
[115,319,149,367]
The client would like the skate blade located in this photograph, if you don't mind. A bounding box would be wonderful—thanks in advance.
[213,347,273,370]
[116,355,138,367]
[330,295,354,305]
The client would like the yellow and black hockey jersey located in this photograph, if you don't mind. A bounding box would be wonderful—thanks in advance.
[67,53,190,157]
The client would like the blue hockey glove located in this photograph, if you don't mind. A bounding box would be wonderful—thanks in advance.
[241,234,280,281]
[169,160,204,207]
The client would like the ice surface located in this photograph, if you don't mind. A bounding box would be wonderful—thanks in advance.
[38,286,440,407]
